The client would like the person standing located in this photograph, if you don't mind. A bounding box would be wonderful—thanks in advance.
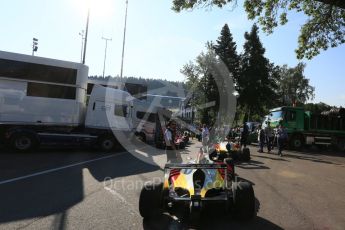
[241,122,249,149]
[265,121,274,153]
[164,120,178,162]
[276,123,288,156]
[257,124,265,153]
[201,124,209,153]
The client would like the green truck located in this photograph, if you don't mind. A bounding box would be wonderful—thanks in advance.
[263,106,345,151]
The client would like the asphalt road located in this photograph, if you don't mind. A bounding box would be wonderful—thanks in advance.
[0,142,344,230]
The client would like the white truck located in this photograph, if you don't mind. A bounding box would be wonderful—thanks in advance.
[0,50,134,152]
[132,100,172,144]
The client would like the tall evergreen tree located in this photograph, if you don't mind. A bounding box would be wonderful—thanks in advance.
[238,24,277,119]
[213,24,240,90]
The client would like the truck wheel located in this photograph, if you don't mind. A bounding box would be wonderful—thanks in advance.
[98,136,116,152]
[10,132,38,152]
[139,182,163,219]
[232,181,255,221]
[337,139,345,152]
[290,135,303,150]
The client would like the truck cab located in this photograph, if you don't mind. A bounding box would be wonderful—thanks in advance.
[267,107,305,133]
[85,85,134,132]
[265,106,345,150]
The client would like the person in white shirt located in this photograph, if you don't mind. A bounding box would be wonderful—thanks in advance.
[201,124,209,153]
[164,120,181,163]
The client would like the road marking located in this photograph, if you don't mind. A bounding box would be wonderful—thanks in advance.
[104,186,140,216]
[0,152,125,186]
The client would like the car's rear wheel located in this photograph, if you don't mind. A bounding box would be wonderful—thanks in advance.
[139,182,164,219]
[232,181,255,221]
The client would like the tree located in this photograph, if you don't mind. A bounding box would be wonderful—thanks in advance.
[213,24,240,90]
[304,102,332,114]
[181,43,235,125]
[172,0,345,59]
[238,24,278,119]
[276,63,315,106]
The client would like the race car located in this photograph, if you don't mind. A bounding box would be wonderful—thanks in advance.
[211,141,251,162]
[139,152,255,221]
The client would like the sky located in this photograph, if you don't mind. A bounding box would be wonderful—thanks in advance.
[0,0,344,106]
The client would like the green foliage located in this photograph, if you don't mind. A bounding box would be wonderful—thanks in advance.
[213,24,240,91]
[275,63,315,105]
[238,24,278,119]
[304,102,331,114]
[181,42,236,125]
[183,46,215,125]
[172,0,345,59]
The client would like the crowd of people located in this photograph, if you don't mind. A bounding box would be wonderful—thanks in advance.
[163,119,289,163]
[257,121,288,156]
[196,120,289,156]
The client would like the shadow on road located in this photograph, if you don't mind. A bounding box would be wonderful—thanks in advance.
[280,153,341,165]
[142,197,282,230]
[143,215,283,230]
[253,154,290,162]
[0,148,159,226]
[236,159,270,170]
[87,151,161,182]
[249,145,343,165]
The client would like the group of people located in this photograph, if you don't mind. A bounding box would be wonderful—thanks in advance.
[164,119,288,162]
[164,121,210,163]
[257,121,288,156]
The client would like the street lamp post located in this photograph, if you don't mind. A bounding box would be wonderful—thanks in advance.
[82,7,90,64]
[120,0,129,82]
[79,30,85,63]
[102,36,112,78]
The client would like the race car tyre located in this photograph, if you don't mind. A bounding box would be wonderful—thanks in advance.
[242,148,250,161]
[232,181,255,221]
[139,182,163,219]
[224,158,235,179]
[10,132,39,152]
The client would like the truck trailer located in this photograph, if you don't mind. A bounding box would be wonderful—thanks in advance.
[263,106,345,150]
[0,50,134,152]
